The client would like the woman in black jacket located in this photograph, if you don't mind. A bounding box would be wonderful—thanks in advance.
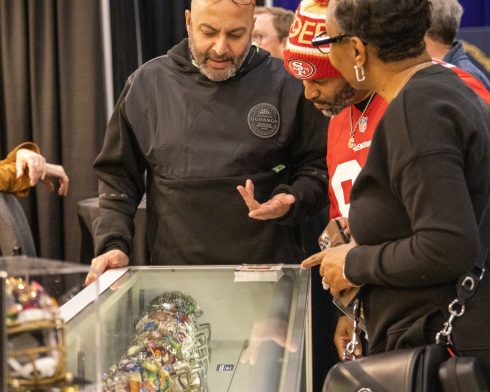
[302,0,490,384]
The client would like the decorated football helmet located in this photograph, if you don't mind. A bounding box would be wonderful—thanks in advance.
[102,290,210,392]
[6,277,69,387]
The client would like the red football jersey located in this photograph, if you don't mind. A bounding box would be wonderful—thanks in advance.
[327,93,387,219]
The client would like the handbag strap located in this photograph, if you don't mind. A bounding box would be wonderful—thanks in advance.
[457,195,490,294]
[436,193,490,345]
[344,297,362,360]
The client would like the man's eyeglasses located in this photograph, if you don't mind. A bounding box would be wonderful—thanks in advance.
[312,32,349,54]
[232,0,256,4]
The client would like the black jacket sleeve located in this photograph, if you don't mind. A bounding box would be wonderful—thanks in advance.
[272,96,329,224]
[346,153,479,288]
[93,78,148,257]
[345,71,488,288]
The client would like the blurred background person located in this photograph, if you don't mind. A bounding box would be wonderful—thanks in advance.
[425,0,490,90]
[253,6,294,58]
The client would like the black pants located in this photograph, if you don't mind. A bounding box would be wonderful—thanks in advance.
[301,208,339,392]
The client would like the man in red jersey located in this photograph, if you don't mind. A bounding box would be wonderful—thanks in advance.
[283,0,490,374]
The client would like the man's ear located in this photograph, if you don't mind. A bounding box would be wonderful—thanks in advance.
[185,10,192,33]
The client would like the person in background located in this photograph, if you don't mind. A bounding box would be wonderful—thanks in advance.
[253,6,294,58]
[0,142,69,196]
[424,0,490,90]
[85,0,328,285]
[303,0,490,385]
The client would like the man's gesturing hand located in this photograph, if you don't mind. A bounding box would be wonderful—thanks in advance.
[237,179,295,220]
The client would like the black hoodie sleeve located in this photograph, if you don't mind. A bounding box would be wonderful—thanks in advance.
[272,95,329,224]
[93,78,148,257]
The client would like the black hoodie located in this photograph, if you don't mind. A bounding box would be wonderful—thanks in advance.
[94,39,329,265]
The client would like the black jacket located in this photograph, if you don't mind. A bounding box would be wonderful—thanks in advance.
[346,65,490,365]
[94,39,328,265]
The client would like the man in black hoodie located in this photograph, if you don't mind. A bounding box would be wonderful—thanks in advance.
[85,0,328,284]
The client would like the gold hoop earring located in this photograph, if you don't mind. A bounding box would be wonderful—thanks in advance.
[354,65,366,82]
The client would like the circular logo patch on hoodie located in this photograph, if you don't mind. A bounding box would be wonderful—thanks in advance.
[247,103,280,138]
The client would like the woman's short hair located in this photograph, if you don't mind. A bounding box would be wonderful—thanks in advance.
[334,0,432,62]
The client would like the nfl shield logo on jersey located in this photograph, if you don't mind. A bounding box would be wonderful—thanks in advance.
[359,116,368,133]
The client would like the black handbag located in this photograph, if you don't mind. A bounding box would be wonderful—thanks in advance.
[439,356,488,392]
[325,343,450,392]
[323,196,490,392]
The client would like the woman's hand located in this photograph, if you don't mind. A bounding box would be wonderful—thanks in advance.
[301,241,357,297]
[16,149,69,196]
[16,148,47,186]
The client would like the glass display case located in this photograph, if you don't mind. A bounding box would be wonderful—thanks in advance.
[59,265,311,392]
[0,256,90,391]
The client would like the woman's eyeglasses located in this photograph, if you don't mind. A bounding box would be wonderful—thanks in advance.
[312,32,349,54]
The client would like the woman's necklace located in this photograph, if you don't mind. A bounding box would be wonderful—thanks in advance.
[348,92,376,149]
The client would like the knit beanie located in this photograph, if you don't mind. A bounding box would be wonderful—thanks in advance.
[283,0,342,80]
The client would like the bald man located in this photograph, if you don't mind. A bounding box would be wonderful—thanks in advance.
[86,0,328,284]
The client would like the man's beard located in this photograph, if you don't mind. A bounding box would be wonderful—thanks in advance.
[188,32,251,82]
[315,82,356,117]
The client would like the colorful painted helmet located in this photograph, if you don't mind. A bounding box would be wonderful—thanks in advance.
[102,290,210,392]
[6,277,68,387]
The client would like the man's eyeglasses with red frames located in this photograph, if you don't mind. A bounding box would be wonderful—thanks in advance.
[312,32,349,54]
